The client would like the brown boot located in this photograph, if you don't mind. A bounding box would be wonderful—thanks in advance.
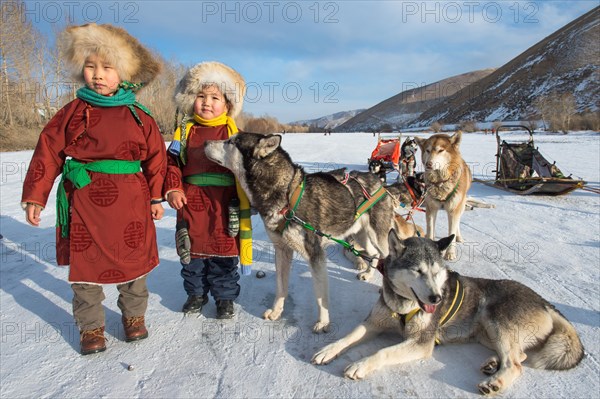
[80,327,106,355]
[122,316,148,342]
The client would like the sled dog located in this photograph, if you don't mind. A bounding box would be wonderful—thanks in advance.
[415,131,472,259]
[344,213,423,276]
[368,159,387,183]
[312,232,584,395]
[205,133,404,332]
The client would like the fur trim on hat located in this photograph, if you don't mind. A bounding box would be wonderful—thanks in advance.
[61,23,161,86]
[174,62,246,119]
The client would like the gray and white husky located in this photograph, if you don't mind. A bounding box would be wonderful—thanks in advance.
[205,133,410,333]
[312,232,584,395]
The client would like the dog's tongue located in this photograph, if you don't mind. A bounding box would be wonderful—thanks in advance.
[423,304,437,313]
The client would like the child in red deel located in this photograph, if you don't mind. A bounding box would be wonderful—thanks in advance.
[21,24,167,355]
[164,62,252,319]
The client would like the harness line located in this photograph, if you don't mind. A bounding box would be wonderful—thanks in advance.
[279,172,387,264]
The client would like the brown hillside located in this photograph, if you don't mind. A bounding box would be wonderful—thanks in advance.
[413,6,600,126]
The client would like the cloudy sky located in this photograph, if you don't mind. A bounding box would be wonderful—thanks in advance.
[24,0,598,122]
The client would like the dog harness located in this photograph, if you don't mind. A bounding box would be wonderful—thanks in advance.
[277,173,386,263]
[442,179,461,202]
[391,272,464,345]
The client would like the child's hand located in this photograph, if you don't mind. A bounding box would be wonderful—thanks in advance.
[25,203,43,226]
[167,191,187,210]
[151,203,164,220]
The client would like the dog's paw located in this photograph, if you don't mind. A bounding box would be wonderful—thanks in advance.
[312,321,331,334]
[263,308,282,321]
[344,360,372,380]
[455,235,464,243]
[444,246,457,260]
[311,345,339,365]
[477,377,503,396]
[354,259,369,272]
[480,356,499,375]
[357,269,374,281]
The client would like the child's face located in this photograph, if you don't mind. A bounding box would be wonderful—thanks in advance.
[193,85,229,119]
[83,54,121,96]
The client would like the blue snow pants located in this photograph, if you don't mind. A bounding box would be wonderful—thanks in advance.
[181,257,240,301]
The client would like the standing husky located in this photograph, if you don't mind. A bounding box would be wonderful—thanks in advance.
[205,133,401,332]
[312,232,584,395]
[415,131,472,260]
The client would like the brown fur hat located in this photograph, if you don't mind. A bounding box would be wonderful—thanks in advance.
[174,61,246,119]
[61,23,161,86]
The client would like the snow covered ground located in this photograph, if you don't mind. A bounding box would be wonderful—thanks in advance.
[1,131,598,398]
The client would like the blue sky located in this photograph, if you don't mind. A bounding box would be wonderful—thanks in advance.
[22,0,598,122]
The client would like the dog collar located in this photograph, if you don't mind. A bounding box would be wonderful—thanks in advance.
[392,272,464,345]
[391,307,420,324]
[443,179,461,202]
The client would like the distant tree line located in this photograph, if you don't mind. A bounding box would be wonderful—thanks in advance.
[430,92,599,134]
[0,1,305,151]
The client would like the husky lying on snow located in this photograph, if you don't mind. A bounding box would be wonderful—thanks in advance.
[312,232,584,395]
[205,133,410,333]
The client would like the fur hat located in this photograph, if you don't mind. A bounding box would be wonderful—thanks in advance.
[174,62,246,119]
[61,23,161,86]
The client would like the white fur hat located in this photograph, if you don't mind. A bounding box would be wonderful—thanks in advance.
[174,61,246,119]
[61,23,161,86]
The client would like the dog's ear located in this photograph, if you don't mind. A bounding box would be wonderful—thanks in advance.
[450,131,462,147]
[254,134,281,158]
[387,228,406,258]
[436,235,455,253]
[414,136,426,151]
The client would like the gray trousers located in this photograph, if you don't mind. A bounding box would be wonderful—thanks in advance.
[71,275,149,331]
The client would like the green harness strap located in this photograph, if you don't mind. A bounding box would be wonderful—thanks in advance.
[441,179,460,202]
[57,159,141,237]
[280,177,385,263]
[354,185,388,220]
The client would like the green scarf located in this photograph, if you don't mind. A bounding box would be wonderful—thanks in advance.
[76,83,152,125]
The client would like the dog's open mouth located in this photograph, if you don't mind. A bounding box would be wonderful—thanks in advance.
[411,288,437,314]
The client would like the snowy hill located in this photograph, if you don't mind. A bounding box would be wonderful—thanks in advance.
[413,6,600,126]
[337,69,495,132]
[1,131,599,398]
[290,109,366,130]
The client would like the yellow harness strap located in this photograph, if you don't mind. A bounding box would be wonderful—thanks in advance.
[393,274,464,345]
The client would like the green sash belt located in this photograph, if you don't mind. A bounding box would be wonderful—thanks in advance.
[184,173,235,187]
[57,159,141,237]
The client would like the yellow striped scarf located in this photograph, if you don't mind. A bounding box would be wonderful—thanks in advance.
[173,113,253,272]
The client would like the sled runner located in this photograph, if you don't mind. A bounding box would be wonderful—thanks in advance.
[477,125,587,196]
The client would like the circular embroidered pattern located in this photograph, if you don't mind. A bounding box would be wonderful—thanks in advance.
[209,229,235,253]
[165,171,182,190]
[124,221,144,249]
[71,223,93,252]
[97,269,126,283]
[116,140,141,160]
[25,159,46,184]
[89,177,119,207]
[187,189,206,212]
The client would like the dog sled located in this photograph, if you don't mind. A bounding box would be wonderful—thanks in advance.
[368,134,418,182]
[369,135,401,170]
[477,125,587,195]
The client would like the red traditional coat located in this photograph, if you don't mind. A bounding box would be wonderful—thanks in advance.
[21,99,167,284]
[164,124,239,258]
